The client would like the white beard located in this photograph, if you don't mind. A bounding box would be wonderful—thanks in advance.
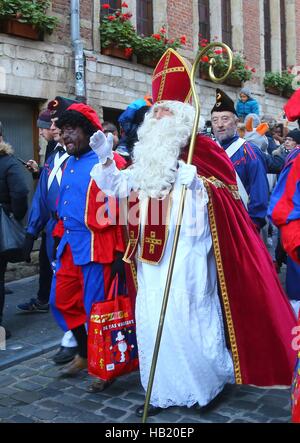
[131,102,200,200]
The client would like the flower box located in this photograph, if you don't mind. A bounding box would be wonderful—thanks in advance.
[282,89,293,99]
[137,55,158,68]
[199,70,211,81]
[101,45,132,61]
[225,77,242,87]
[265,86,281,96]
[264,71,296,98]
[0,1,58,36]
[0,19,42,40]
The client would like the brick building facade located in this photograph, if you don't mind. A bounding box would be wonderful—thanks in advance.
[0,0,299,167]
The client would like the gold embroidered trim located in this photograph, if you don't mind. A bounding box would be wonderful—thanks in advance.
[152,66,185,82]
[152,48,193,104]
[157,50,171,102]
[138,194,172,265]
[130,260,138,291]
[204,176,240,200]
[85,180,94,262]
[203,179,242,384]
[123,197,141,264]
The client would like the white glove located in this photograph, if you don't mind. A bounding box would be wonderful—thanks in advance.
[178,163,199,190]
[89,130,114,164]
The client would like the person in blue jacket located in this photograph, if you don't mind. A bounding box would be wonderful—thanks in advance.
[211,88,269,230]
[236,87,260,122]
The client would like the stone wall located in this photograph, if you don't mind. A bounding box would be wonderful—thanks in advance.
[243,0,261,71]
[0,34,74,102]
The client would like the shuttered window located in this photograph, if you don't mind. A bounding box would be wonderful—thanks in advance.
[137,0,153,36]
[264,0,272,72]
[221,0,232,47]
[280,0,287,70]
[198,0,210,40]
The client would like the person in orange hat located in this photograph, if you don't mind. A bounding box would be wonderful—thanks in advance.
[90,49,296,417]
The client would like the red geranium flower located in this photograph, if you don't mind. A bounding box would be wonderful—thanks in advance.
[251,68,256,73]
[122,12,132,20]
[152,33,161,41]
[108,15,115,21]
[160,27,166,34]
[180,35,187,45]
[121,1,128,7]
[102,3,110,9]
[200,43,207,47]
[201,56,209,63]
[125,47,133,57]
[214,49,222,54]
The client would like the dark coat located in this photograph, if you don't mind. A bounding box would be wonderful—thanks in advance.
[0,142,28,220]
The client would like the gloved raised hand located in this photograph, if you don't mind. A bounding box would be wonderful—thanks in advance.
[89,130,114,164]
[22,233,35,263]
[178,163,199,190]
[110,251,125,283]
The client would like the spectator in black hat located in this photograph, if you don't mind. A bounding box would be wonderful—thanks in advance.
[211,88,269,231]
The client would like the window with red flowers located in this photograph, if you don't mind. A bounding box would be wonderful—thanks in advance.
[198,0,210,41]
[137,0,153,36]
[100,0,121,17]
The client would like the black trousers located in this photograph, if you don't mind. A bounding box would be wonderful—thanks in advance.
[37,232,53,305]
[0,259,7,323]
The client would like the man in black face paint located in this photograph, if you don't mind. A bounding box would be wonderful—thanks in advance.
[50,103,126,381]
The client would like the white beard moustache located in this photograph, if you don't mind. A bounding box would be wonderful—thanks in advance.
[131,106,195,200]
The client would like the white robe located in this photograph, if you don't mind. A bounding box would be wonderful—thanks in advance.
[91,161,234,408]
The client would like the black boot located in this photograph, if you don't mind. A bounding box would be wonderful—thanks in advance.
[135,404,162,417]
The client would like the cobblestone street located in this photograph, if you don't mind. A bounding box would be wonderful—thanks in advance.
[0,275,293,424]
[0,351,292,424]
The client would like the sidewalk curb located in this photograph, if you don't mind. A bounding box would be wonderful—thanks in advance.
[0,339,60,371]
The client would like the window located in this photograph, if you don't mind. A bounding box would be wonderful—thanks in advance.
[137,0,153,36]
[264,0,272,71]
[198,0,210,40]
[280,0,287,70]
[100,0,121,16]
[221,0,232,47]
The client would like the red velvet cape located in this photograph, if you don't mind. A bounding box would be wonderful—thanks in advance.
[183,135,297,386]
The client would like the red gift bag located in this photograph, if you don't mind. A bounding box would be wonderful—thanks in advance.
[88,276,139,380]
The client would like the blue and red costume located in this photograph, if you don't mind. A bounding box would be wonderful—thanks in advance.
[220,135,269,228]
[50,150,126,331]
[268,147,300,301]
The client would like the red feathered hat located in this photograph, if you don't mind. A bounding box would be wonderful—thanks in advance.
[284,88,300,122]
[152,48,192,104]
[66,103,103,130]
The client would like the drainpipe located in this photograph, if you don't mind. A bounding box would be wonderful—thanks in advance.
[70,0,86,101]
